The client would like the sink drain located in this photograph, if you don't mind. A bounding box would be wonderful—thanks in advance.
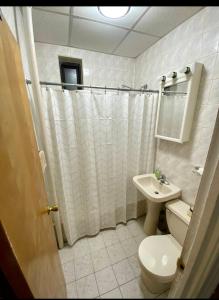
[154,191,159,194]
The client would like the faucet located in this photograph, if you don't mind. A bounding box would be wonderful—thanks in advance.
[154,168,169,185]
[159,174,169,185]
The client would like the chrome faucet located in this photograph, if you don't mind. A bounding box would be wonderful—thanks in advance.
[154,168,169,185]
[159,174,168,185]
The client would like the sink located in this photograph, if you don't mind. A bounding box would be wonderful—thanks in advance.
[133,173,181,235]
[133,173,181,203]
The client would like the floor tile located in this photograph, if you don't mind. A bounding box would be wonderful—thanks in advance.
[106,242,126,264]
[88,234,105,252]
[121,238,138,257]
[100,287,122,298]
[74,253,94,280]
[66,281,77,298]
[91,247,111,272]
[76,273,99,298]
[134,234,146,247]
[73,238,90,259]
[116,224,132,242]
[127,221,145,237]
[112,258,135,285]
[120,277,157,299]
[102,229,119,247]
[62,260,75,283]
[95,266,118,295]
[128,254,141,277]
[59,246,74,264]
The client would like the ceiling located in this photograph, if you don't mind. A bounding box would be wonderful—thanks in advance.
[32,6,203,58]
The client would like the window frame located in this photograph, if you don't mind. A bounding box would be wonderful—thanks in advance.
[59,56,83,90]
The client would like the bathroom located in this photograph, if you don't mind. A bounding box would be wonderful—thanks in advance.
[0,5,218,299]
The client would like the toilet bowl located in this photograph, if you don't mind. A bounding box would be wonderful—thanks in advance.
[138,199,191,294]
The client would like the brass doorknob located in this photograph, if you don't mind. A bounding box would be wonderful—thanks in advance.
[47,205,58,214]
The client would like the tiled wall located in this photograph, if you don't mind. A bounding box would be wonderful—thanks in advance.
[134,7,219,206]
[4,6,218,207]
[35,42,135,88]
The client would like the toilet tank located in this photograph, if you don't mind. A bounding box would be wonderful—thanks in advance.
[165,199,191,246]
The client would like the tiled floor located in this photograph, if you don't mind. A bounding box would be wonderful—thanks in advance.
[59,216,169,299]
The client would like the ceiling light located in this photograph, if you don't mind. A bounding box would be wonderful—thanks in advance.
[98,6,130,19]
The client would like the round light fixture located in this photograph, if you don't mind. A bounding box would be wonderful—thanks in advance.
[98,6,130,19]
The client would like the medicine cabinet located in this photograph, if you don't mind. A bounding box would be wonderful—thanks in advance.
[155,62,203,143]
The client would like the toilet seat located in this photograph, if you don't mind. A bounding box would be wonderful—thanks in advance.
[138,234,182,283]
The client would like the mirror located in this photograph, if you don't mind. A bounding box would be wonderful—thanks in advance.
[157,81,188,139]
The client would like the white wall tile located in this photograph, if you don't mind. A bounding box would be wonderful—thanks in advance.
[134,7,219,206]
[35,42,135,88]
[35,7,218,208]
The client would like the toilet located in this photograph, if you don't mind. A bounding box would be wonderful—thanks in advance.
[138,199,191,294]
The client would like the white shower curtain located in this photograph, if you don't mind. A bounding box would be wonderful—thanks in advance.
[39,88,157,246]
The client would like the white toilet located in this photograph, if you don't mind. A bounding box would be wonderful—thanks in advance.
[138,199,191,294]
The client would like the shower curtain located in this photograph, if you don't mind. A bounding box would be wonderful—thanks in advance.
[39,88,158,246]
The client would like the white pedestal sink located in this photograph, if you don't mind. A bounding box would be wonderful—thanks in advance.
[133,174,181,235]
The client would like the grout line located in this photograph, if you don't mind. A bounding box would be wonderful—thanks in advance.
[67,7,73,46]
[35,40,136,59]
[111,7,151,54]
[32,7,160,39]
[90,247,101,298]
[63,220,145,298]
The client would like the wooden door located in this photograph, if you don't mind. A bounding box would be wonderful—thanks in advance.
[0,15,66,298]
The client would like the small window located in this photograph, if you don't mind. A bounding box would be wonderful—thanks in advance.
[59,56,83,90]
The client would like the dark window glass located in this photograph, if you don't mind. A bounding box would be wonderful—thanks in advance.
[59,57,83,90]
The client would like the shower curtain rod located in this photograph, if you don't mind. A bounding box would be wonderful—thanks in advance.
[25,79,187,95]
[25,79,159,93]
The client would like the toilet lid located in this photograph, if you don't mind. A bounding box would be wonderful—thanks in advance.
[139,234,182,280]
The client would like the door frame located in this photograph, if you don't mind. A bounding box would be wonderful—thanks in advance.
[169,110,219,298]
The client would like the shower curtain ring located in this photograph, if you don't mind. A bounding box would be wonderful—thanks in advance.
[105,85,106,94]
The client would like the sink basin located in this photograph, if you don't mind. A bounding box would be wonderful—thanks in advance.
[133,173,181,203]
[133,173,181,235]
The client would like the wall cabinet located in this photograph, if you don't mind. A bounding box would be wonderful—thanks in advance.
[155,62,203,143]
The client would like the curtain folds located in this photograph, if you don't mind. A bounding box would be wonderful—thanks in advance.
[39,88,158,246]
